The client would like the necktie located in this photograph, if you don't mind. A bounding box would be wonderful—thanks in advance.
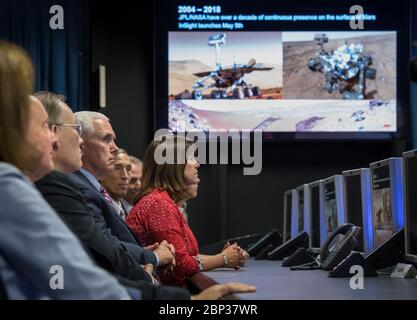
[116,201,126,220]
[100,186,114,206]
[100,186,127,220]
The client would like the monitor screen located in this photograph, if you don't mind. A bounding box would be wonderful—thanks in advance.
[155,0,410,140]
[284,191,292,241]
[298,188,305,232]
[344,174,365,252]
[324,180,338,236]
[310,183,321,248]
[405,155,417,256]
[372,165,394,248]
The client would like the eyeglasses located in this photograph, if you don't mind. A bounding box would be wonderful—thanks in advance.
[56,123,83,136]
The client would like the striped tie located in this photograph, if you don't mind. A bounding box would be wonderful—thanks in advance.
[116,201,126,221]
[100,186,113,206]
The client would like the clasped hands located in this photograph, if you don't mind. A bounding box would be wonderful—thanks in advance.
[145,240,176,273]
[221,242,249,270]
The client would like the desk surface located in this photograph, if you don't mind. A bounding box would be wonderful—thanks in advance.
[201,259,417,300]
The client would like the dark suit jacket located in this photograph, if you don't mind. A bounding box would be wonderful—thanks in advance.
[35,170,150,282]
[69,170,157,267]
[35,171,191,300]
[116,275,190,300]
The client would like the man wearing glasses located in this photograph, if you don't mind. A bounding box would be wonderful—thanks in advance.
[34,92,84,174]
[33,91,256,300]
[34,91,187,297]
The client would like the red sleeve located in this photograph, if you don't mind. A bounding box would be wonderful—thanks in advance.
[142,201,199,278]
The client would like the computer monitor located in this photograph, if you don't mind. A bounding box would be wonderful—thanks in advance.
[403,150,417,264]
[283,189,297,242]
[269,188,308,261]
[342,168,373,254]
[369,158,404,251]
[156,0,410,141]
[295,184,311,236]
[309,180,323,253]
[320,175,345,244]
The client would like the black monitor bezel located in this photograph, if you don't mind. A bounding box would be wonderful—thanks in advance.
[153,0,411,141]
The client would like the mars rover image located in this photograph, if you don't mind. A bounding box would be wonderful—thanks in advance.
[190,34,273,100]
[167,31,396,133]
[169,32,282,100]
[307,33,377,99]
[283,31,396,100]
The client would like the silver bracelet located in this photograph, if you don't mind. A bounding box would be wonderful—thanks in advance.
[194,256,203,272]
[223,254,228,267]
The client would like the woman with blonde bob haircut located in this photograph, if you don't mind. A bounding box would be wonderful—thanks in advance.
[126,135,249,288]
[0,40,35,172]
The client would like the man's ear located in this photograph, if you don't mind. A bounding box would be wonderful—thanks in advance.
[49,126,59,152]
[52,139,60,152]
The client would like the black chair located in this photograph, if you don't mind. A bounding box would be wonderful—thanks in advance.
[199,233,263,255]
[0,274,8,300]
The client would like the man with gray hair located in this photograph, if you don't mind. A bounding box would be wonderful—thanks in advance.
[34,92,83,174]
[70,111,176,272]
[34,92,255,300]
[102,148,132,219]
[35,92,153,283]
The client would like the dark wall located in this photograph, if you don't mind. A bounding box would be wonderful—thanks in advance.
[90,1,408,246]
[225,141,406,240]
[0,0,90,109]
[90,1,154,157]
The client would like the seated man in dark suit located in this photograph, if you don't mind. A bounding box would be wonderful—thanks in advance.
[34,92,186,298]
[101,148,132,220]
[70,111,175,271]
[34,91,255,300]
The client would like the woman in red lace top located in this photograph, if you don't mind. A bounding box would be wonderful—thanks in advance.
[126,136,248,287]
